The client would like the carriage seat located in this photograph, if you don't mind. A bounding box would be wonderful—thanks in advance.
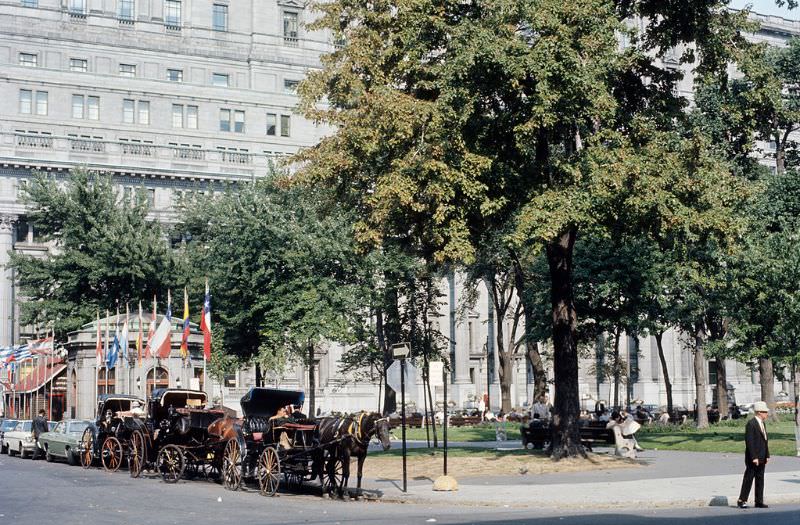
[278,423,316,432]
[245,416,271,434]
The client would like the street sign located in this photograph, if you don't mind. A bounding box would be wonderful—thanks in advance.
[392,342,410,358]
[386,359,416,394]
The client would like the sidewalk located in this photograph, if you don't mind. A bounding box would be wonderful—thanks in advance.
[361,449,800,509]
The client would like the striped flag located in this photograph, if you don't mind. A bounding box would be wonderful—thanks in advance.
[179,288,190,360]
[199,279,212,361]
[155,290,173,359]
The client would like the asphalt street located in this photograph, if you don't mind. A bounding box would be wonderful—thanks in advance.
[2,453,799,525]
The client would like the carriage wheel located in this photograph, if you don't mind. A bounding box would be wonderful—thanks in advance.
[221,440,242,491]
[80,428,95,469]
[257,447,281,497]
[101,436,123,472]
[323,457,344,496]
[157,445,185,483]
[129,430,146,479]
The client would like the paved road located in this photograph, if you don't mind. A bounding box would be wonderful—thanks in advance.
[2,453,799,525]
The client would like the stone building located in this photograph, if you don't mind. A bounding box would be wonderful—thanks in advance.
[0,3,794,417]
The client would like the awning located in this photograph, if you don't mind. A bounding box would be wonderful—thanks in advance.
[8,360,66,394]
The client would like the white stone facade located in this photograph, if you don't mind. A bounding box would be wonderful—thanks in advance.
[0,3,791,415]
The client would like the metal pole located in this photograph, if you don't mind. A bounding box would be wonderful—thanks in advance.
[443,364,448,476]
[400,357,407,493]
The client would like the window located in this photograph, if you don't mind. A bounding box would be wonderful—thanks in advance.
[118,0,134,20]
[280,114,291,137]
[193,368,205,391]
[70,58,88,72]
[284,79,299,94]
[167,68,183,82]
[172,104,184,128]
[283,11,299,46]
[19,53,37,67]
[234,110,245,133]
[19,89,32,114]
[212,3,228,31]
[21,0,38,7]
[171,104,198,129]
[97,367,115,396]
[219,108,230,131]
[119,63,136,77]
[35,91,48,115]
[137,100,150,125]
[87,96,99,120]
[68,0,86,14]
[266,113,277,136]
[122,99,135,124]
[147,366,169,395]
[72,94,84,119]
[164,0,181,27]
[212,73,229,87]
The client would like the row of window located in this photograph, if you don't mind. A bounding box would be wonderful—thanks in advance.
[22,0,299,41]
[19,90,292,136]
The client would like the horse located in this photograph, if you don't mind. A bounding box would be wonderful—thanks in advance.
[316,412,391,498]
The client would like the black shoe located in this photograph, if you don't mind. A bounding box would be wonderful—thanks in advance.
[737,500,749,509]
[755,503,769,508]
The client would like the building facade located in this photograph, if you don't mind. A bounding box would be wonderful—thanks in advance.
[0,3,793,417]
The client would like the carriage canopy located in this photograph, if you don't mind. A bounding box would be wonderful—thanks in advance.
[148,388,209,421]
[95,394,144,420]
[239,387,304,418]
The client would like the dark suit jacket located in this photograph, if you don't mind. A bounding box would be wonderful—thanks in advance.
[744,417,769,465]
[32,416,48,438]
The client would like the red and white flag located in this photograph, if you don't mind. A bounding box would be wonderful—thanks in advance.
[199,279,212,361]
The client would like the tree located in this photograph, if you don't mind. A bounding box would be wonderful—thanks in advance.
[9,169,178,336]
[298,0,754,458]
[182,177,358,414]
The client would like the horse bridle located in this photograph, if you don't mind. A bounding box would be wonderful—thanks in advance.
[351,413,390,446]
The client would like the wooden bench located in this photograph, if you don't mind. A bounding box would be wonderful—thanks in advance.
[520,421,615,451]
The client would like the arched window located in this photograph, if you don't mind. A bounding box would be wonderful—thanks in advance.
[147,366,169,396]
[70,370,78,418]
[97,367,115,396]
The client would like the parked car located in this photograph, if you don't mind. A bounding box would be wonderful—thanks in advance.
[0,419,18,454]
[4,420,34,458]
[38,419,92,465]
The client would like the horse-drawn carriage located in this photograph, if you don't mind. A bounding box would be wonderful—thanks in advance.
[80,394,146,472]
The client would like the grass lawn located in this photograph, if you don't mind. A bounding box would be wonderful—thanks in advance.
[636,416,798,456]
[398,423,504,442]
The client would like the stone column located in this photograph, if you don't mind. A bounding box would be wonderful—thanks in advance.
[0,214,15,347]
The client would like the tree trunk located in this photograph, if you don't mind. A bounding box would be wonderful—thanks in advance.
[527,341,548,402]
[546,228,585,459]
[307,343,316,418]
[376,307,396,415]
[255,363,262,388]
[694,324,709,429]
[655,331,673,415]
[759,357,777,420]
[424,358,438,448]
[612,328,621,408]
[715,357,728,419]
[793,362,799,457]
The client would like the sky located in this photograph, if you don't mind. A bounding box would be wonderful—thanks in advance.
[729,0,798,19]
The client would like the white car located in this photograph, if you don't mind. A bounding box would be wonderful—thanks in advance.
[4,420,35,458]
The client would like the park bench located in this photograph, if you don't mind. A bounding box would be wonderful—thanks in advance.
[520,420,615,451]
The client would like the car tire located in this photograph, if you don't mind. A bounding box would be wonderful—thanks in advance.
[19,444,27,459]
[45,446,54,462]
[0,443,6,454]
[8,444,15,456]
[67,450,77,466]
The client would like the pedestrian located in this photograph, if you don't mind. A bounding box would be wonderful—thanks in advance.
[737,401,770,509]
[31,409,48,460]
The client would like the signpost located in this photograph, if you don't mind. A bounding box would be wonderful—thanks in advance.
[390,343,410,493]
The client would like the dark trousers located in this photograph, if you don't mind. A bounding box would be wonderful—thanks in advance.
[739,462,766,504]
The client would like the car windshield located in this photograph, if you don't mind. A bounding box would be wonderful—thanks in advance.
[1,420,17,431]
[48,421,56,431]
[20,421,32,431]
[68,421,89,433]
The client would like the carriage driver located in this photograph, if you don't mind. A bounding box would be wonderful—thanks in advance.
[269,405,296,449]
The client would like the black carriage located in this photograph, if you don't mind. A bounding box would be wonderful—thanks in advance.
[220,387,341,497]
[80,394,146,472]
[132,388,227,482]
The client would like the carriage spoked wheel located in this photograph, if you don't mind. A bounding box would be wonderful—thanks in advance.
[221,440,242,491]
[257,446,281,497]
[128,430,146,479]
[101,436,123,472]
[323,457,344,497]
[157,444,185,483]
[79,427,95,469]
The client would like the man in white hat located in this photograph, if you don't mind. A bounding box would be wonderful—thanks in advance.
[737,401,770,509]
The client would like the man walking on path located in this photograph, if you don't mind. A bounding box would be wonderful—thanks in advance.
[737,401,770,509]
[30,409,48,460]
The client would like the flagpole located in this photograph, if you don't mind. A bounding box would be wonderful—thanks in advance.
[48,329,53,421]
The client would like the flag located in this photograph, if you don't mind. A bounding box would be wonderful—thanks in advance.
[180,288,190,360]
[95,311,103,367]
[121,304,130,365]
[199,280,212,361]
[28,337,54,355]
[144,296,156,360]
[154,290,173,358]
[136,301,143,367]
[107,308,120,370]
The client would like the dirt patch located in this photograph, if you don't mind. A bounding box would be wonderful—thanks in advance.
[359,452,638,479]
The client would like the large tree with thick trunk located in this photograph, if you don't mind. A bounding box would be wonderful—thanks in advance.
[297,0,755,458]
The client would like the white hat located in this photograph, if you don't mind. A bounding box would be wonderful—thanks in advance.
[753,401,769,413]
